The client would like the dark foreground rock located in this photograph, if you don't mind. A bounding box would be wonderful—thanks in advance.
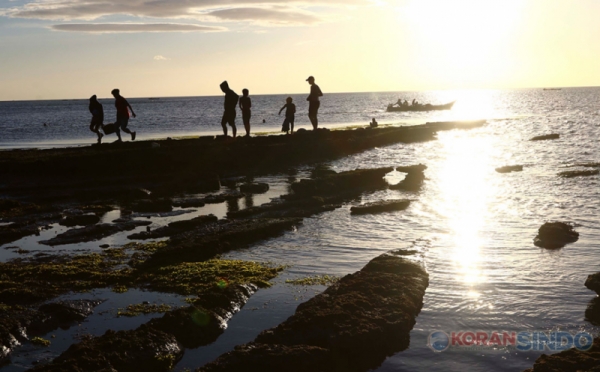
[496,165,523,173]
[40,220,152,246]
[533,222,579,249]
[558,169,599,178]
[59,213,101,227]
[530,133,560,141]
[30,325,183,372]
[198,249,429,372]
[584,297,600,326]
[350,199,411,215]
[523,337,600,372]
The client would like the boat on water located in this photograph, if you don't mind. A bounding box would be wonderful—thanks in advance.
[386,101,455,112]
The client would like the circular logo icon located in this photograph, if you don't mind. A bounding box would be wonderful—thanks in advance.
[428,331,450,352]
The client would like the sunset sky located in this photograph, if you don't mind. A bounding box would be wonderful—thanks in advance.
[1,0,599,100]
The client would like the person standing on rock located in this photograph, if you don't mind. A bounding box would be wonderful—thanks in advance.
[220,81,239,138]
[88,95,104,144]
[306,76,323,130]
[239,88,251,137]
[111,89,137,142]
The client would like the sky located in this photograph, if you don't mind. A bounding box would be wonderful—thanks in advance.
[1,0,600,100]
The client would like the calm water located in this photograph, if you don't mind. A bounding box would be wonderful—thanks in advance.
[1,88,600,371]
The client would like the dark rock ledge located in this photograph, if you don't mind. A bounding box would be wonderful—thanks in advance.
[197,249,429,372]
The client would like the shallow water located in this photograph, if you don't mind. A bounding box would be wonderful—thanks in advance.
[1,88,600,371]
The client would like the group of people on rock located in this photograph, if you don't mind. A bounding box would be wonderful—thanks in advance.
[88,89,136,144]
[88,76,323,144]
[219,75,323,138]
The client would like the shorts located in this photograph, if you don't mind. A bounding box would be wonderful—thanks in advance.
[116,117,129,130]
[222,111,236,127]
[308,101,320,117]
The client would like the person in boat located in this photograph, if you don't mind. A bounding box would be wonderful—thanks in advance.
[370,118,378,128]
[89,95,104,144]
[403,100,409,107]
[396,99,402,106]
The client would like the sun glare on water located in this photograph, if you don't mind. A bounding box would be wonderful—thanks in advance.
[434,131,498,286]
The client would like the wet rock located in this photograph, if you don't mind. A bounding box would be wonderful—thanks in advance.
[523,337,600,372]
[173,198,206,208]
[533,222,579,249]
[143,218,301,267]
[0,224,40,246]
[496,165,523,173]
[37,300,104,324]
[129,199,173,213]
[291,167,393,198]
[350,199,411,215]
[311,165,337,178]
[395,164,427,174]
[585,273,600,295]
[203,191,245,204]
[239,183,269,194]
[585,297,600,326]
[530,133,560,141]
[40,220,152,246]
[0,199,22,213]
[200,249,429,372]
[59,213,100,227]
[30,325,183,372]
[128,215,218,240]
[558,169,599,178]
[125,188,152,200]
[389,171,425,192]
[199,343,333,372]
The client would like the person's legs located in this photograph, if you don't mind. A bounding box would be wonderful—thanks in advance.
[308,101,320,130]
[243,111,250,136]
[221,112,228,136]
[115,119,123,142]
[119,117,135,140]
[290,117,295,133]
[229,112,237,138]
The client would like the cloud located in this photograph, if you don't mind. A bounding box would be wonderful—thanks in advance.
[6,0,359,21]
[50,23,225,33]
[154,55,170,60]
[208,7,321,25]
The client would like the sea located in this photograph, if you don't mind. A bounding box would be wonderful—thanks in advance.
[0,88,599,371]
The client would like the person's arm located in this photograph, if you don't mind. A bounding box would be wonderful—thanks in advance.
[279,104,285,115]
[126,100,136,118]
[318,86,323,97]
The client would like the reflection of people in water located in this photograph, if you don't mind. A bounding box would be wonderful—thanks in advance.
[370,118,378,128]
[220,81,239,138]
[88,95,104,144]
[239,88,251,137]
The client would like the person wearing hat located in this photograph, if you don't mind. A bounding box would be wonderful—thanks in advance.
[306,76,323,130]
[88,95,104,144]
[111,88,137,142]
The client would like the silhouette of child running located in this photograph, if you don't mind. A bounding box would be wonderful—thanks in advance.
[88,95,104,144]
[278,97,296,134]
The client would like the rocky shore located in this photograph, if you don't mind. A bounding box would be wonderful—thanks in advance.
[198,249,429,372]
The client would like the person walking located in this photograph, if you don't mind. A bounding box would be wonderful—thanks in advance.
[278,97,296,134]
[88,95,104,144]
[306,76,323,130]
[220,81,239,138]
[111,89,136,142]
[239,88,251,137]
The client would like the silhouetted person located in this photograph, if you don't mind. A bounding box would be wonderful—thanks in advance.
[370,118,378,128]
[306,76,323,130]
[279,97,296,134]
[220,81,239,138]
[111,89,136,142]
[403,100,409,107]
[239,88,251,137]
[89,95,104,144]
